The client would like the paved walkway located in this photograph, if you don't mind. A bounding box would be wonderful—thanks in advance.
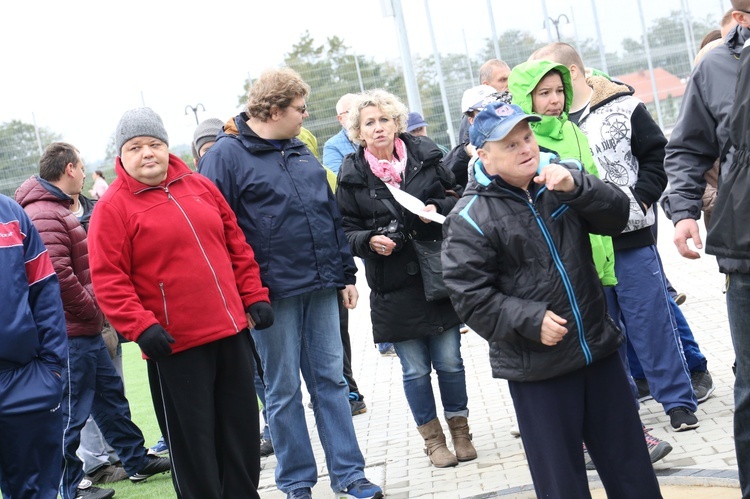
[257,213,741,498]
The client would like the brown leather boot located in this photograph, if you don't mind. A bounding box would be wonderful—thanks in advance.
[447,416,477,462]
[416,418,458,468]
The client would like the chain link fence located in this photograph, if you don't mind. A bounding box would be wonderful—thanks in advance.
[0,0,730,196]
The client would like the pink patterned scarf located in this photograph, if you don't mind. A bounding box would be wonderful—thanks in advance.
[364,137,408,188]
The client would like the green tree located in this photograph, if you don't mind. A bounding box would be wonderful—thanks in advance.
[617,11,717,78]
[479,30,546,70]
[237,32,403,158]
[0,120,62,196]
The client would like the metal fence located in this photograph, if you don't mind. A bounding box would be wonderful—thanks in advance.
[0,0,730,196]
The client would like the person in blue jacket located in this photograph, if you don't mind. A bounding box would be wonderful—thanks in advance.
[199,67,382,499]
[0,194,67,499]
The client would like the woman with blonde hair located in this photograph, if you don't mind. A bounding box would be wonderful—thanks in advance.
[336,89,476,468]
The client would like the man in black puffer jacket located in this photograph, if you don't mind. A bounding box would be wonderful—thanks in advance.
[442,102,661,498]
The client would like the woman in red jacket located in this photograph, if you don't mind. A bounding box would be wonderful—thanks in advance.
[88,108,273,499]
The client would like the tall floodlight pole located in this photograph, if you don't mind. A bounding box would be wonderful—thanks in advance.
[353,53,365,92]
[462,29,476,84]
[684,0,697,56]
[387,0,423,114]
[590,0,609,74]
[540,0,554,43]
[31,112,43,155]
[570,7,582,56]
[425,0,456,148]
[681,0,697,68]
[486,0,502,60]
[636,0,664,129]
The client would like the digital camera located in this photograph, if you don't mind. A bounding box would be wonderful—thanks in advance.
[376,219,406,251]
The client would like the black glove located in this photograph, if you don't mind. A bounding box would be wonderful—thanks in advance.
[136,325,175,360]
[247,302,274,330]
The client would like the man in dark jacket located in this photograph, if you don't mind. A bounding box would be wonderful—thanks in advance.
[0,194,67,499]
[664,3,750,494]
[199,68,382,499]
[442,102,660,497]
[15,142,170,499]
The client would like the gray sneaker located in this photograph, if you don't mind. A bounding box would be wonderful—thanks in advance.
[85,463,128,484]
[691,370,715,403]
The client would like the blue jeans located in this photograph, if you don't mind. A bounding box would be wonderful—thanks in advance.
[251,289,366,494]
[254,368,271,441]
[61,336,149,499]
[607,245,696,414]
[392,327,469,426]
[726,272,750,497]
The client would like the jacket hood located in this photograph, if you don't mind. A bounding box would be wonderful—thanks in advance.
[15,175,72,208]
[215,113,308,156]
[726,25,750,56]
[114,153,193,194]
[509,60,573,116]
[587,75,634,111]
[509,60,573,141]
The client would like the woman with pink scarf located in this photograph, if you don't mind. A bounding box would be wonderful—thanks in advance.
[335,89,476,469]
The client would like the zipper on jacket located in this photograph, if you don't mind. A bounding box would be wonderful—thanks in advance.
[159,282,170,325]
[163,186,240,333]
[508,187,593,365]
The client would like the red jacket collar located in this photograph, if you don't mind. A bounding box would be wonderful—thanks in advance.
[114,153,192,194]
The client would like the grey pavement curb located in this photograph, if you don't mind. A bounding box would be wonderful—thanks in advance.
[465,469,741,498]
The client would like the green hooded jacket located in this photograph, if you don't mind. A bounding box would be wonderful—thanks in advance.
[509,59,617,286]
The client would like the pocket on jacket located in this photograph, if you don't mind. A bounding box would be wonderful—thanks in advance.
[158,281,170,326]
[0,360,63,415]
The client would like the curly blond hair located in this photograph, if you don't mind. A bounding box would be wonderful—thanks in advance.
[346,89,408,146]
[246,67,311,121]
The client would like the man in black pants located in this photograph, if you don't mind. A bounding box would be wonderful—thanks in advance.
[443,102,661,498]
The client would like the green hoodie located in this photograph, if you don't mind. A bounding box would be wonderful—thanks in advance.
[509,59,616,286]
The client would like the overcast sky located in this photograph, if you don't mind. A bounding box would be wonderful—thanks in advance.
[0,0,727,164]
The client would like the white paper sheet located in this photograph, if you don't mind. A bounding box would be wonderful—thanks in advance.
[385,184,446,224]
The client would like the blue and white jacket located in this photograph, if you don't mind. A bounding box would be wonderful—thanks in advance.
[323,128,357,174]
[442,158,628,382]
[0,194,67,414]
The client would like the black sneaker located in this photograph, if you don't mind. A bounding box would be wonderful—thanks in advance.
[674,293,687,306]
[260,437,274,457]
[75,479,115,499]
[691,370,715,403]
[129,454,171,482]
[668,407,700,431]
[634,377,652,402]
[350,399,367,416]
[85,463,128,484]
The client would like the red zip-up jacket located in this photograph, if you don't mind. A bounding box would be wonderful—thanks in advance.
[88,154,269,355]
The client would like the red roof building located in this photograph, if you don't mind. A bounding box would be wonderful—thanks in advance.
[614,67,686,104]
